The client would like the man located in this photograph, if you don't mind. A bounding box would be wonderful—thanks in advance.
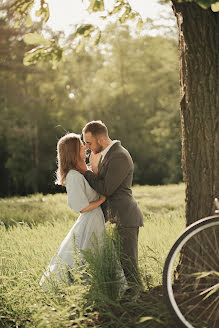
[80,120,144,289]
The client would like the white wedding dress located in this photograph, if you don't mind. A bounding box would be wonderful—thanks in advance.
[40,169,105,287]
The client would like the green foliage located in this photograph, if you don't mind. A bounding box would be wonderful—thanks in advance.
[0,184,185,328]
[74,24,102,52]
[89,0,219,19]
[159,0,219,10]
[4,0,219,66]
[76,24,96,36]
[35,1,50,22]
[23,32,50,45]
[9,0,35,28]
[211,1,219,10]
[8,0,50,29]
[23,32,63,67]
[0,12,182,195]
[23,42,63,68]
[86,24,181,185]
[106,0,141,22]
[83,222,125,301]
[179,0,219,10]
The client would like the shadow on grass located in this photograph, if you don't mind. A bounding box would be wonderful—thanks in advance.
[88,286,179,328]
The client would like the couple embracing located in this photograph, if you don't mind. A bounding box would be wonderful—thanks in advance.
[40,120,144,293]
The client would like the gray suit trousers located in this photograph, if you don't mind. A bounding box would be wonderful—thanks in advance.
[117,226,142,288]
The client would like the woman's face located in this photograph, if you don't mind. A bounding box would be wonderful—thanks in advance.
[79,141,86,161]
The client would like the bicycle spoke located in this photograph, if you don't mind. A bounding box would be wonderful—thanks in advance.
[163,217,219,328]
[183,240,218,272]
[194,229,219,269]
[207,298,219,327]
[176,291,205,309]
[176,288,219,326]
[178,274,217,285]
[212,228,219,257]
[200,295,219,322]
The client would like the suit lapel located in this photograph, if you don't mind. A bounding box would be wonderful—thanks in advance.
[98,141,120,171]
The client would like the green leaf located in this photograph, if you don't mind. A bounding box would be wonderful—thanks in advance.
[23,46,45,66]
[193,271,219,279]
[76,24,95,37]
[195,1,210,9]
[23,32,50,45]
[128,12,138,20]
[88,0,105,12]
[137,17,144,29]
[35,8,41,16]
[177,0,218,10]
[24,14,33,27]
[138,316,155,323]
[109,1,123,15]
[75,38,86,53]
[11,0,34,16]
[99,15,107,19]
[211,1,219,11]
[13,21,20,29]
[138,316,163,324]
[35,2,50,22]
[23,44,63,68]
[10,0,34,28]
[93,29,101,45]
[119,7,131,24]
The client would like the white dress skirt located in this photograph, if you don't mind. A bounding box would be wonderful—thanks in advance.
[40,169,105,287]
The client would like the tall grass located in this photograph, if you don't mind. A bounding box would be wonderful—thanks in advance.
[0,193,74,228]
[0,184,185,327]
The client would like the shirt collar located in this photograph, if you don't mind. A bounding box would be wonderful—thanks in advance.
[101,140,119,159]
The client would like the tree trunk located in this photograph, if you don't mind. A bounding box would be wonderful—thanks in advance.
[171,1,219,225]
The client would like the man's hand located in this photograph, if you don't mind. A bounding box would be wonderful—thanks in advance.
[90,152,101,174]
[76,159,88,174]
[99,194,106,202]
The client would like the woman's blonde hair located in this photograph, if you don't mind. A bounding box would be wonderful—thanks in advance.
[55,133,81,186]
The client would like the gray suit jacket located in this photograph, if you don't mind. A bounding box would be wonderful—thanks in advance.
[84,141,144,227]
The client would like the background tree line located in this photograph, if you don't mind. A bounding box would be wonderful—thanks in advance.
[0,8,182,197]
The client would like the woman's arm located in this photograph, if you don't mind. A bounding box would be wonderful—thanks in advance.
[80,194,106,213]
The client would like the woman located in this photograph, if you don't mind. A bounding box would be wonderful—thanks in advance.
[40,133,106,287]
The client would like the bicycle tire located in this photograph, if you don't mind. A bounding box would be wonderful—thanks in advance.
[163,215,219,328]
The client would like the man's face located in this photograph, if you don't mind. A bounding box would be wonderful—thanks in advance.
[84,132,103,154]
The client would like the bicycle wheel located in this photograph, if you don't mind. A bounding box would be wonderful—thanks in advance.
[163,215,219,328]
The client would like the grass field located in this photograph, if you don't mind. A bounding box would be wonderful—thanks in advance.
[0,184,185,328]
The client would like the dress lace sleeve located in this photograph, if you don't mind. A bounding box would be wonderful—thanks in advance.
[66,170,89,213]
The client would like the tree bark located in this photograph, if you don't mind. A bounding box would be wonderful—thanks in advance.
[171,1,219,225]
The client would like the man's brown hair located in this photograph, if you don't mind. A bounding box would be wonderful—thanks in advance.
[82,120,108,137]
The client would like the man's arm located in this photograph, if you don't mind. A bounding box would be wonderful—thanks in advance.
[84,155,130,197]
